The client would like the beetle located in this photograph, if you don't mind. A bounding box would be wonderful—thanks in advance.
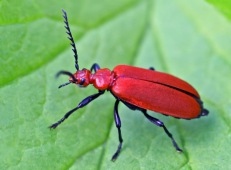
[50,9,209,161]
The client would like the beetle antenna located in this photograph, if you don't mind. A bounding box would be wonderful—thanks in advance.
[62,9,79,71]
[56,70,77,88]
[58,82,71,88]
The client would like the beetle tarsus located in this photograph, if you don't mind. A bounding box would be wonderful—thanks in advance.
[49,123,59,129]
[111,143,122,161]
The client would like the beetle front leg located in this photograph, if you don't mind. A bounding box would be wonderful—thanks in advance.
[111,99,123,161]
[49,90,105,129]
[90,63,100,73]
[142,110,183,152]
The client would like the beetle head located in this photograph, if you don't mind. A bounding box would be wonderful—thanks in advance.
[56,69,91,89]
[71,69,91,87]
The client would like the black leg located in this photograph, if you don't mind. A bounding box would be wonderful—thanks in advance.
[90,63,100,73]
[201,108,209,116]
[49,90,105,129]
[121,100,182,152]
[142,110,182,152]
[111,99,123,161]
[149,67,155,70]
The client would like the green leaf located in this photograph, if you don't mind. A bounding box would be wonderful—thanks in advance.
[207,0,231,21]
[0,0,230,169]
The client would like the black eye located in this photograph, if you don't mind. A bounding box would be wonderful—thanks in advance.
[79,78,85,85]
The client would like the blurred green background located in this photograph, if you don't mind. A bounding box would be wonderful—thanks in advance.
[0,0,231,169]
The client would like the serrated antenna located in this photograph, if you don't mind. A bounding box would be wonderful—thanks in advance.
[62,9,79,71]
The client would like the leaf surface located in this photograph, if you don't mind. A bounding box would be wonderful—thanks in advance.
[0,0,230,169]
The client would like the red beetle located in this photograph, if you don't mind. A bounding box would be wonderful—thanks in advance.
[50,10,209,161]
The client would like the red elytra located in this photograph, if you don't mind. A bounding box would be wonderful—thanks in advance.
[112,65,202,119]
[50,9,209,161]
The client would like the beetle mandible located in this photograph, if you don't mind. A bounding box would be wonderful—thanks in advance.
[50,9,209,161]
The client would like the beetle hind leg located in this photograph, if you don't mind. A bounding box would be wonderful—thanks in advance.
[111,99,123,161]
[142,110,183,152]
[121,100,182,152]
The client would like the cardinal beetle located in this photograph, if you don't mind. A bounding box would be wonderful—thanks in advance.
[50,9,209,161]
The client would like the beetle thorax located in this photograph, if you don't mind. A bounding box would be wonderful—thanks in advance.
[90,68,113,90]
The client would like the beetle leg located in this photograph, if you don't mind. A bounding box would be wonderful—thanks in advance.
[121,100,182,151]
[121,100,182,152]
[111,99,123,161]
[142,110,183,152]
[49,90,105,129]
[90,63,100,73]
[149,67,155,70]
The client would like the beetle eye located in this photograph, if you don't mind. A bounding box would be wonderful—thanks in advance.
[79,78,85,85]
